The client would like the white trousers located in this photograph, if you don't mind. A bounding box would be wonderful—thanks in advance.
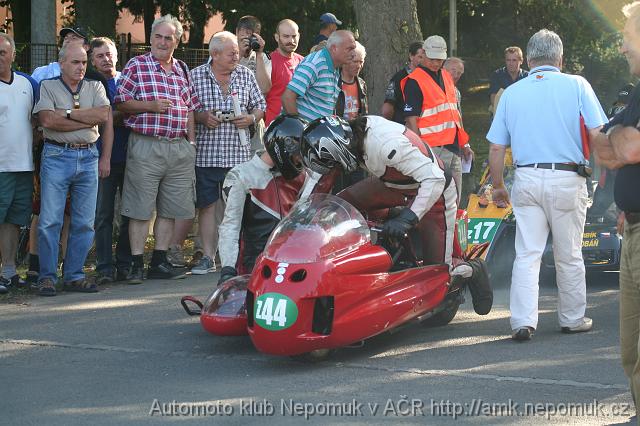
[509,167,588,330]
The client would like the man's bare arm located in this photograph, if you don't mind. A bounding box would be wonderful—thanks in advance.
[60,105,110,126]
[381,102,395,120]
[281,89,299,115]
[592,130,624,169]
[116,99,172,114]
[255,53,272,94]
[99,112,114,178]
[187,111,196,143]
[488,143,509,207]
[404,116,420,136]
[610,125,640,165]
[38,110,92,131]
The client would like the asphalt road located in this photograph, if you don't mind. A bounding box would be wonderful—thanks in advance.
[0,271,635,425]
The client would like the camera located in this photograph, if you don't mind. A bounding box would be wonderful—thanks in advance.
[249,35,261,51]
[215,111,235,122]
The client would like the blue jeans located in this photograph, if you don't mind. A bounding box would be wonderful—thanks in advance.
[38,143,99,283]
[95,162,131,274]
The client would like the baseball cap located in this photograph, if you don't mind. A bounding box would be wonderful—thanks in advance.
[423,35,447,60]
[59,26,89,41]
[320,13,342,25]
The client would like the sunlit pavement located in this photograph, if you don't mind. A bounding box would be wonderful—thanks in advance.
[0,271,634,425]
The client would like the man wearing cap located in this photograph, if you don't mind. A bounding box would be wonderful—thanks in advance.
[32,27,104,85]
[311,13,341,50]
[282,30,356,122]
[401,35,471,203]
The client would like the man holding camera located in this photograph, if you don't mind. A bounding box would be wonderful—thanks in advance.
[487,29,607,342]
[189,31,266,275]
[235,15,271,155]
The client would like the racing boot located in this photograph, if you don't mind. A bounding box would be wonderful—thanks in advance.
[466,258,493,315]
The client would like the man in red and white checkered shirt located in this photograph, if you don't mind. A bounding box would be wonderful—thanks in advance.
[115,14,201,284]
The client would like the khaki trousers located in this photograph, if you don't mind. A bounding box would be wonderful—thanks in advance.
[620,219,640,409]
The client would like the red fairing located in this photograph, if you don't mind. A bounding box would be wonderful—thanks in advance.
[245,194,455,356]
[247,251,449,356]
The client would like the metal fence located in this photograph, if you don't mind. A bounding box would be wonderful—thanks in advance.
[14,42,210,74]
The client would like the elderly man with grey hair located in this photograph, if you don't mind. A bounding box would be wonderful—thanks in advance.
[487,29,607,342]
[187,31,266,274]
[115,14,201,284]
[33,42,112,295]
[282,29,356,121]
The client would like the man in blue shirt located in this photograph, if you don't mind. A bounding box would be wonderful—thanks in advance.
[487,29,607,342]
[282,30,356,122]
[89,37,132,284]
[488,46,528,116]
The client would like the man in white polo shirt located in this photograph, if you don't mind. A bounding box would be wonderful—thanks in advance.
[0,33,39,294]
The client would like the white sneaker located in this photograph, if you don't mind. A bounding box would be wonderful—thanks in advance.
[561,317,593,334]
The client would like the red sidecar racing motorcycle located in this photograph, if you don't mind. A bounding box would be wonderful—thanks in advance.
[182,193,491,359]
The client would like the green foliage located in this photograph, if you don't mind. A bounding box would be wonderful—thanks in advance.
[416,0,630,105]
[213,0,355,53]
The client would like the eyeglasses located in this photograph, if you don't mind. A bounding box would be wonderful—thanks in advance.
[73,93,80,109]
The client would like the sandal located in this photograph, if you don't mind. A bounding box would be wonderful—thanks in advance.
[63,278,98,293]
[38,279,57,297]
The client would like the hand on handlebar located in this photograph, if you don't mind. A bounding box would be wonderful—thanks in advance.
[381,207,418,240]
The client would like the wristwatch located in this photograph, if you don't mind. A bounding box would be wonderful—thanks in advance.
[66,109,72,119]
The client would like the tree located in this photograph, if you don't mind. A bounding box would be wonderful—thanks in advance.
[353,0,422,114]
[74,0,118,38]
[1,0,30,42]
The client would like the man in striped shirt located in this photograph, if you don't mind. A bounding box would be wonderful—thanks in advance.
[281,30,356,121]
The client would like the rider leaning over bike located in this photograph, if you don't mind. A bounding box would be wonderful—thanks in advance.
[300,114,492,314]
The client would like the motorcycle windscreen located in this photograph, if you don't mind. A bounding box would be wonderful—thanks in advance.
[263,193,371,264]
[200,275,249,336]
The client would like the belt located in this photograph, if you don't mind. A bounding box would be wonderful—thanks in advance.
[46,139,94,149]
[626,212,640,225]
[516,163,579,172]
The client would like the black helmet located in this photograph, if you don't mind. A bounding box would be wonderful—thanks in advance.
[301,115,358,175]
[264,114,308,180]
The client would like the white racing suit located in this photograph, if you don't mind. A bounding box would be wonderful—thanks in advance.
[218,154,334,274]
[337,116,458,266]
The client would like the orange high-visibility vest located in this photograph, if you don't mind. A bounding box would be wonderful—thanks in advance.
[401,67,469,147]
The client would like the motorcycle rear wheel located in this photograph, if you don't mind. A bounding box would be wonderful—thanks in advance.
[422,300,461,327]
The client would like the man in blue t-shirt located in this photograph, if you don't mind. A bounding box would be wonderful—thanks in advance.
[89,37,132,284]
[488,46,528,115]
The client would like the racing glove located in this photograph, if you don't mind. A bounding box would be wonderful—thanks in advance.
[382,207,419,239]
[217,266,238,286]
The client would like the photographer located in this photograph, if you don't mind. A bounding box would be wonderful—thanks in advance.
[235,15,272,155]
